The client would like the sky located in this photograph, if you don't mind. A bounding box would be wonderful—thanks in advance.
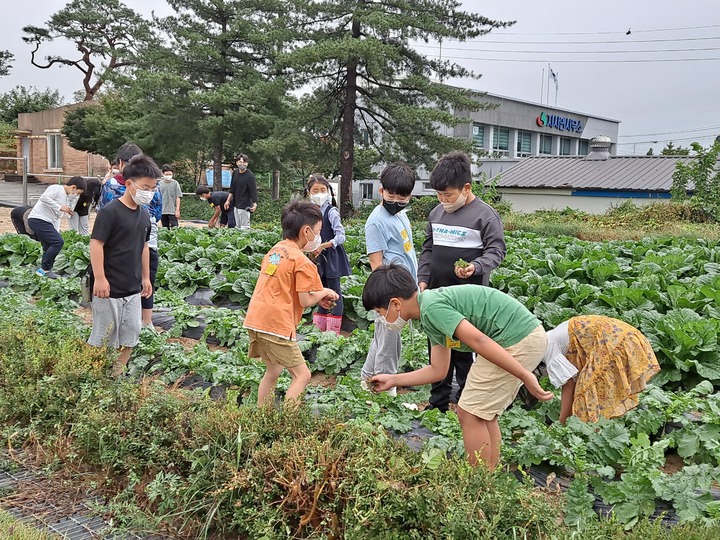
[2,0,720,155]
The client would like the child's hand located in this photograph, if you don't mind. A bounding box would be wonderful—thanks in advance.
[60,205,73,216]
[141,279,153,298]
[318,288,339,310]
[370,374,396,392]
[523,373,554,402]
[312,244,325,257]
[93,276,111,299]
[454,264,475,279]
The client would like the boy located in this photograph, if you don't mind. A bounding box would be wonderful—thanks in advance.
[88,156,160,377]
[196,185,236,228]
[365,264,553,469]
[360,162,418,396]
[27,176,87,278]
[158,164,183,228]
[69,176,102,235]
[243,200,339,406]
[418,151,507,413]
[224,153,258,230]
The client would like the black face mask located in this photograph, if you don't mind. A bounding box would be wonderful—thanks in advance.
[382,199,408,215]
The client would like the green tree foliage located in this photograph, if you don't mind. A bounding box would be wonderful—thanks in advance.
[671,141,720,220]
[661,141,691,156]
[281,0,512,214]
[0,86,65,125]
[22,0,154,101]
[0,50,13,77]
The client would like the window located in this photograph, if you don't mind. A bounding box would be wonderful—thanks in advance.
[47,133,63,169]
[517,131,532,157]
[578,139,589,156]
[360,182,374,200]
[560,137,572,156]
[492,126,510,154]
[472,123,485,148]
[540,135,552,155]
[423,182,432,191]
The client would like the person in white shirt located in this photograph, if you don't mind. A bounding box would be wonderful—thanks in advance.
[27,177,87,279]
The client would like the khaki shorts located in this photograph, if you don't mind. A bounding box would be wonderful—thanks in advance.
[458,325,547,420]
[247,329,305,368]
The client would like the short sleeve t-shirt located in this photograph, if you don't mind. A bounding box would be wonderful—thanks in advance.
[244,239,324,340]
[208,191,230,212]
[365,205,418,281]
[91,199,151,298]
[418,285,541,351]
[158,179,183,214]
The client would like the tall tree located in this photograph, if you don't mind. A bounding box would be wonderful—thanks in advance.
[0,86,64,125]
[22,0,154,101]
[283,0,512,215]
[0,50,13,77]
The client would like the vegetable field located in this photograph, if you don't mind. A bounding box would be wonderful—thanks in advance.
[0,225,719,536]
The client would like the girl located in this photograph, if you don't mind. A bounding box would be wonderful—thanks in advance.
[306,174,351,334]
[544,315,661,424]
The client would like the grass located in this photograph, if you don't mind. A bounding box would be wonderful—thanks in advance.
[0,509,58,540]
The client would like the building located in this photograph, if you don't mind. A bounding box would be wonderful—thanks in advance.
[352,90,621,206]
[14,104,107,182]
[489,136,694,214]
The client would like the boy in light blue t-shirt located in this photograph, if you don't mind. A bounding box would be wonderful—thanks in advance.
[360,162,418,396]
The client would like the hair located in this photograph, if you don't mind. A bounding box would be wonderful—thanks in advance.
[379,162,415,197]
[123,155,162,183]
[67,176,87,193]
[281,199,323,240]
[110,158,120,167]
[429,151,472,191]
[161,164,174,173]
[362,263,419,311]
[235,153,249,163]
[195,185,211,196]
[115,142,143,164]
[305,173,337,207]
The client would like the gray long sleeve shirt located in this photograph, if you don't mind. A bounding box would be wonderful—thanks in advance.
[417,197,506,288]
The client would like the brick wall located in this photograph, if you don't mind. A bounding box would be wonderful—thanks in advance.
[16,135,107,182]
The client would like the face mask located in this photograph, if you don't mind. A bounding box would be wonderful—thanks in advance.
[303,229,322,252]
[237,164,247,172]
[441,191,467,213]
[130,185,155,206]
[111,168,120,175]
[378,301,409,331]
[163,175,173,182]
[310,193,329,206]
[382,199,408,216]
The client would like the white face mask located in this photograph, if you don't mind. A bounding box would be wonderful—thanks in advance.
[303,228,322,252]
[440,190,467,213]
[131,185,155,206]
[163,175,173,182]
[111,168,120,175]
[310,193,329,206]
[378,301,409,331]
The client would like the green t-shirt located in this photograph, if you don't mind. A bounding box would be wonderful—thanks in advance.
[418,285,541,351]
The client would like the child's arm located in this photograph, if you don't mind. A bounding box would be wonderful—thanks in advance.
[417,221,433,291]
[559,379,576,424]
[89,239,110,298]
[208,206,221,227]
[368,252,384,270]
[175,182,182,219]
[40,186,71,215]
[457,217,507,279]
[141,243,152,298]
[454,320,553,401]
[373,344,452,390]
[298,288,339,309]
[315,208,346,254]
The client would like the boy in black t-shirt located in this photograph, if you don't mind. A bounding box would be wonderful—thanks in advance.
[195,186,236,228]
[88,156,161,377]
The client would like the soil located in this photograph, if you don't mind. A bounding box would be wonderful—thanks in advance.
[661,452,685,475]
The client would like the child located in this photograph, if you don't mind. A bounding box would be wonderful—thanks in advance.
[365,264,553,469]
[225,153,258,230]
[306,173,351,334]
[544,315,660,424]
[195,186,236,228]
[69,176,102,235]
[88,156,160,377]
[418,151,507,413]
[243,200,339,406]
[27,176,87,278]
[360,162,418,396]
[158,164,183,228]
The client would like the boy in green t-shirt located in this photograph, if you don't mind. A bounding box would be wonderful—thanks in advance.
[364,264,553,469]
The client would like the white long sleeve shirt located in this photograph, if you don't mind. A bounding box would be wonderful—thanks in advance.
[543,320,579,388]
[28,184,70,231]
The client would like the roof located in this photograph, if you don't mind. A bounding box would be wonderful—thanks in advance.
[478,91,621,124]
[489,155,696,192]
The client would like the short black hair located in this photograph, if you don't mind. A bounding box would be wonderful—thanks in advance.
[115,142,143,164]
[429,151,472,191]
[162,164,174,173]
[110,158,120,167]
[235,153,249,162]
[123,155,162,182]
[281,199,322,240]
[67,176,87,192]
[362,263,418,311]
[379,162,415,197]
[195,186,211,196]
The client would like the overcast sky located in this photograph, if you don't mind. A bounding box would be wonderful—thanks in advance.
[2,0,719,155]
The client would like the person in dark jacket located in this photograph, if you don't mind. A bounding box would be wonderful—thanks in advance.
[417,151,507,413]
[224,153,258,230]
[69,177,101,235]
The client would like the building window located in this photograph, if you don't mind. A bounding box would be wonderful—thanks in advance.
[578,139,589,155]
[423,182,432,191]
[360,182,374,200]
[472,123,485,148]
[540,135,552,155]
[560,137,572,156]
[492,126,510,154]
[47,133,63,169]
[517,131,532,157]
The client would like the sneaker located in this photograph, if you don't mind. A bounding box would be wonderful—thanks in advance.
[44,270,59,279]
[35,268,46,277]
